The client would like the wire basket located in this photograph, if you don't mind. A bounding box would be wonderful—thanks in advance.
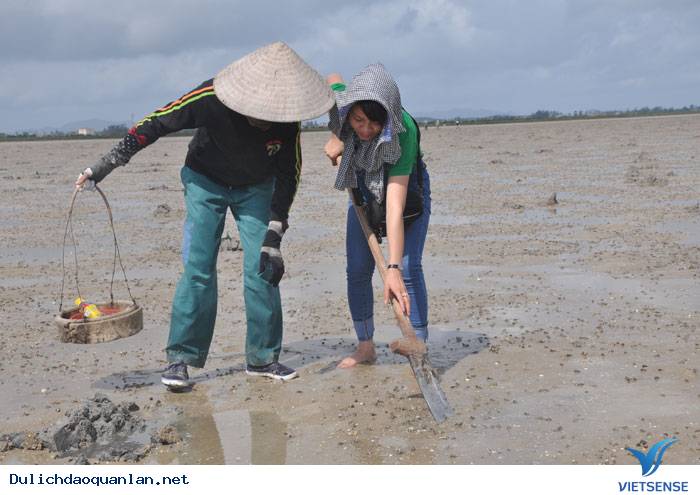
[55,186,143,344]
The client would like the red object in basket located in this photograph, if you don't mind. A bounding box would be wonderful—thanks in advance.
[69,304,124,320]
[99,305,123,316]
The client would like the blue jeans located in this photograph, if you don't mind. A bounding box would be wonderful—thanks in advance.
[346,167,431,342]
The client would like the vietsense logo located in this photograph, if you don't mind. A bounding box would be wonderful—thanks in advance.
[626,437,678,477]
[618,437,689,493]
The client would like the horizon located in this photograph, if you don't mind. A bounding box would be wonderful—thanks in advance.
[7,103,700,136]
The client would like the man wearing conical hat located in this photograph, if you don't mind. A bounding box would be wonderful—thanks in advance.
[75,42,334,390]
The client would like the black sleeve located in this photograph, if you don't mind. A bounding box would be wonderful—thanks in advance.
[130,79,215,144]
[90,80,216,182]
[269,123,302,223]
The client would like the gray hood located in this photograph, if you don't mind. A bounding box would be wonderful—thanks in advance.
[330,63,404,202]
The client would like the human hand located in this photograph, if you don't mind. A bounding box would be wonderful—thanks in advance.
[324,135,344,166]
[75,167,96,191]
[384,266,409,315]
[326,73,344,85]
[258,220,288,287]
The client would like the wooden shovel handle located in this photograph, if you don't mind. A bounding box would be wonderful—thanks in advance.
[347,189,418,341]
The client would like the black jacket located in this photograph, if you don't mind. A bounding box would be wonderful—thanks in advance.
[98,79,302,222]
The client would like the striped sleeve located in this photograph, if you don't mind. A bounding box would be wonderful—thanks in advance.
[130,79,216,146]
[90,80,217,182]
[270,123,302,222]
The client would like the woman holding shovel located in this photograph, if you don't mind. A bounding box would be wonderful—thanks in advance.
[324,64,431,368]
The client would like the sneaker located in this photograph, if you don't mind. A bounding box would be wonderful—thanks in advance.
[246,362,298,381]
[161,362,192,389]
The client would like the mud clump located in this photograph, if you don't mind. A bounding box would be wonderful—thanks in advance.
[1,393,180,463]
[151,425,181,445]
[625,164,669,187]
[52,393,143,455]
[0,432,48,452]
[220,232,242,252]
[72,454,91,465]
[154,203,172,216]
[20,432,46,450]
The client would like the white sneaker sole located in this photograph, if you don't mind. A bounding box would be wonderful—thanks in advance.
[245,370,298,381]
[161,377,192,389]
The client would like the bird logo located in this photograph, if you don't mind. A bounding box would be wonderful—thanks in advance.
[626,437,678,477]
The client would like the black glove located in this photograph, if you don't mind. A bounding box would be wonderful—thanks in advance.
[258,220,288,287]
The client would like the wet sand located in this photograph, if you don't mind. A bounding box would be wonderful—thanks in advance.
[0,114,698,464]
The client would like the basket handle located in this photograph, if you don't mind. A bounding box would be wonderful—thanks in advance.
[58,185,136,312]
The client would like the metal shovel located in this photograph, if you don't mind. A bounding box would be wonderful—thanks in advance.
[348,189,453,423]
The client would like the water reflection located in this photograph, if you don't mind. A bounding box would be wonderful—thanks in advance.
[180,409,287,464]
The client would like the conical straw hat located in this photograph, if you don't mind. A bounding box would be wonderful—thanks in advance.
[214,42,335,122]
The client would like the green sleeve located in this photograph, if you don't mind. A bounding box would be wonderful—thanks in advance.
[388,110,418,177]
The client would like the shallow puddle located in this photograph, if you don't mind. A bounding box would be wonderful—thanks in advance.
[169,410,287,464]
[520,263,699,314]
[654,217,700,247]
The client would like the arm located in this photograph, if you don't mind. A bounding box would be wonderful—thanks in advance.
[324,74,345,165]
[269,123,302,223]
[383,175,410,314]
[258,123,302,287]
[381,111,419,313]
[326,74,347,143]
[327,73,344,86]
[324,135,344,166]
[78,80,216,186]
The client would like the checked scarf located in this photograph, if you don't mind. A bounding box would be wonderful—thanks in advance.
[329,63,405,203]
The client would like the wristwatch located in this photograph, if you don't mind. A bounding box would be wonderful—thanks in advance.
[386,264,402,271]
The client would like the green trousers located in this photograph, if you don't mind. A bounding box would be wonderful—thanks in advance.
[166,166,282,367]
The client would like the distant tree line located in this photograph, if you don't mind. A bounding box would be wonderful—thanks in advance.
[1,105,698,141]
[0,125,196,141]
[0,124,130,141]
[415,104,700,127]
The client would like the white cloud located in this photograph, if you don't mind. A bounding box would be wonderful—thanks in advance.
[409,0,475,44]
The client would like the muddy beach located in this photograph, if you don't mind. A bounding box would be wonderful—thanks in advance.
[0,114,698,465]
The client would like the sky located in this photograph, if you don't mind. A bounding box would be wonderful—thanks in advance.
[1,0,698,132]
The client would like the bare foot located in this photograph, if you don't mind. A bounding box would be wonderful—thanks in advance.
[337,341,377,369]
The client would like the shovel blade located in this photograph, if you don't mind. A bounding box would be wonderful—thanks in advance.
[408,354,454,423]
